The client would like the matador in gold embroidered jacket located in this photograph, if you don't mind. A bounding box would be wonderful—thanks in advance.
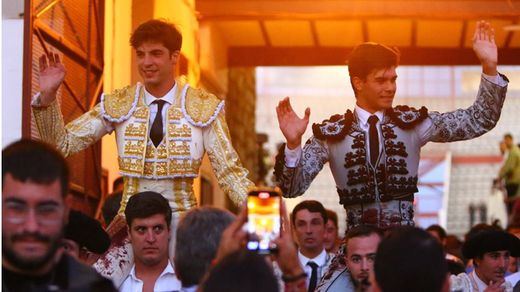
[32,77,254,284]
[33,78,253,211]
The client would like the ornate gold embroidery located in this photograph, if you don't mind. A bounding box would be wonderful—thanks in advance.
[124,123,147,138]
[156,162,168,176]
[156,143,168,159]
[168,107,183,121]
[168,141,191,156]
[33,102,109,158]
[118,177,140,214]
[206,114,253,205]
[133,107,149,120]
[168,124,191,138]
[145,145,154,159]
[119,157,144,174]
[169,159,193,174]
[173,178,193,191]
[143,161,154,176]
[123,140,145,156]
[103,85,138,119]
[185,88,223,124]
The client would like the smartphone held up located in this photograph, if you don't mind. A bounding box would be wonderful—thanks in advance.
[245,188,282,254]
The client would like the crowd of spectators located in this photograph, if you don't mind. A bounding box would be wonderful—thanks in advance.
[4,138,520,292]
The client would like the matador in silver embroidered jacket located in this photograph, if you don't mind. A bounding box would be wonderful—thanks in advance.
[274,21,508,292]
[274,75,507,231]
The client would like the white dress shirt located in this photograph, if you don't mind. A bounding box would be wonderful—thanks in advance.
[470,270,511,292]
[144,83,178,138]
[298,249,331,289]
[119,261,182,292]
[506,271,520,287]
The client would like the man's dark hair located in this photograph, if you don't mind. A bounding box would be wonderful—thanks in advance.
[201,250,278,292]
[102,191,122,226]
[130,19,182,54]
[291,200,328,226]
[447,259,466,275]
[426,224,447,241]
[375,227,447,292]
[66,210,110,254]
[345,225,384,244]
[463,229,520,263]
[325,209,338,228]
[464,223,500,242]
[174,207,235,287]
[2,139,69,197]
[124,192,172,228]
[348,42,400,97]
[504,133,513,140]
[112,177,124,191]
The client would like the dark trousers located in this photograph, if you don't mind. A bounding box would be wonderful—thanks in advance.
[506,184,519,214]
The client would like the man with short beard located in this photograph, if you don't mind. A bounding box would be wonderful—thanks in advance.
[451,229,520,292]
[316,225,382,292]
[345,226,383,291]
[2,139,115,291]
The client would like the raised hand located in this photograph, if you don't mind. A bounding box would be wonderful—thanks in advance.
[473,20,498,76]
[39,52,66,106]
[276,97,310,149]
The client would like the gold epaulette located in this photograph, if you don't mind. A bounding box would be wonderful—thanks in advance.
[101,84,141,123]
[182,87,224,127]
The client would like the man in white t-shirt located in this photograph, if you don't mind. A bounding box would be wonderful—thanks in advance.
[120,192,181,292]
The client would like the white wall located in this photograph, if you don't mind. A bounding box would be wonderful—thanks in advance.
[2,3,25,148]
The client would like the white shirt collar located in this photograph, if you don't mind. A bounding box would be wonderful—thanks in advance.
[472,270,489,291]
[354,104,384,127]
[129,260,176,281]
[144,83,177,106]
[298,249,328,267]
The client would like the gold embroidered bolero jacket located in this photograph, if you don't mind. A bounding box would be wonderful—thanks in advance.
[32,79,253,206]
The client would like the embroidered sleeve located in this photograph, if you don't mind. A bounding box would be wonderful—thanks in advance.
[312,110,354,142]
[274,137,329,198]
[203,111,255,206]
[426,74,508,143]
[32,100,110,157]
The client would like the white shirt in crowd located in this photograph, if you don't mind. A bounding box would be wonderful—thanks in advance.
[119,261,182,292]
[298,249,331,289]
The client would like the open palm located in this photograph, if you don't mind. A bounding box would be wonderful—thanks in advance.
[473,21,497,75]
[39,53,66,104]
[276,97,310,149]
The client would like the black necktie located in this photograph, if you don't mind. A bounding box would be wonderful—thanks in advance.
[307,261,319,292]
[368,115,380,167]
[150,100,166,147]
